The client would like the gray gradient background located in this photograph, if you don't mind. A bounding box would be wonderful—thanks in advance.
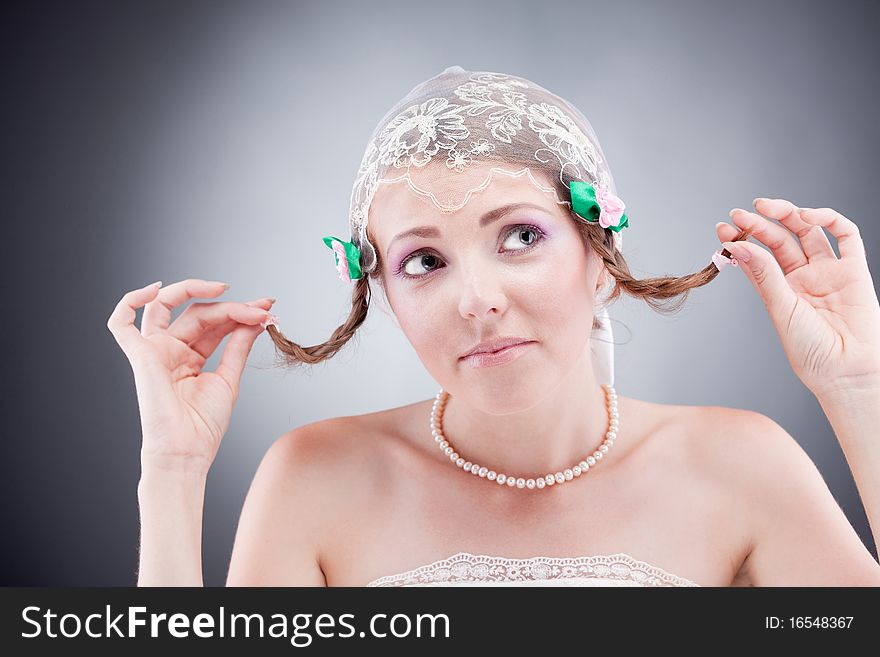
[2,0,878,586]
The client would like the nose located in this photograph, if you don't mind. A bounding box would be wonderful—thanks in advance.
[457,262,509,321]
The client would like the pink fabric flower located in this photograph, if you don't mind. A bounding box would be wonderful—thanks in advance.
[712,250,739,271]
[331,240,351,284]
[594,185,626,229]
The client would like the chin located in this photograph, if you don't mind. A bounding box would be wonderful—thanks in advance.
[450,365,557,416]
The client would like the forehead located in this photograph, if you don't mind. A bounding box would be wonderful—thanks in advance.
[368,163,566,244]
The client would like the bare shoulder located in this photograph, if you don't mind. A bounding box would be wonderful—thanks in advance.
[279,401,418,464]
[656,401,812,514]
[269,401,421,509]
[226,408,408,586]
[646,400,805,478]
[671,402,880,585]
[621,399,771,585]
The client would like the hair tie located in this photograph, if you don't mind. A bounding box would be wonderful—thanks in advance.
[260,312,280,331]
[322,235,363,283]
[569,181,629,232]
[712,250,739,271]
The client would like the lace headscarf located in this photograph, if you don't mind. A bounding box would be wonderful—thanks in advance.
[348,65,622,385]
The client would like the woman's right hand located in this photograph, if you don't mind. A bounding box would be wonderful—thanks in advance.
[107,279,276,475]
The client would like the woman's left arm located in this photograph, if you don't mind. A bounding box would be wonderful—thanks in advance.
[717,198,880,583]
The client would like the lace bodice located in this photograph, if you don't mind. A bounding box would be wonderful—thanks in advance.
[365,551,701,587]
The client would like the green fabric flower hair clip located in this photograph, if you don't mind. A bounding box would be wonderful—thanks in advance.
[322,235,363,283]
[569,181,629,232]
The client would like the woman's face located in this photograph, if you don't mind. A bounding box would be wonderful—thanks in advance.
[368,166,606,414]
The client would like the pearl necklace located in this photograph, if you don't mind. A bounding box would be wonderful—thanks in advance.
[430,383,619,490]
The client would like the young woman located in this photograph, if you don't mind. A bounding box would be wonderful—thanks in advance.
[108,67,880,587]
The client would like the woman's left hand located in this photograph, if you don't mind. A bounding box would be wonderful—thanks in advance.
[716,198,880,401]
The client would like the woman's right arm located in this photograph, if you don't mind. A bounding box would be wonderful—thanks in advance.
[107,278,276,587]
[136,462,208,586]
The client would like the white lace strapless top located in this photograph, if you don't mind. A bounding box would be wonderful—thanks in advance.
[365,551,701,587]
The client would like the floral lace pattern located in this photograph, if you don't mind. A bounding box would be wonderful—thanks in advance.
[349,66,622,275]
[365,551,701,587]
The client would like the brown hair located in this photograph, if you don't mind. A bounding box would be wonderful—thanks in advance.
[265,169,754,368]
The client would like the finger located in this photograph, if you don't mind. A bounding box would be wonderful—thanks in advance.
[107,281,163,358]
[141,279,230,338]
[752,198,837,261]
[168,298,274,344]
[186,298,276,360]
[727,208,808,275]
[798,206,866,261]
[716,220,735,239]
[720,239,800,331]
[214,323,266,401]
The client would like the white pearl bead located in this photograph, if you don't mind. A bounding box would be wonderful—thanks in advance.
[594,451,603,460]
[487,471,497,481]
[587,456,596,466]
[456,457,465,467]
[506,477,516,487]
[545,474,555,486]
[579,460,589,471]
[526,479,536,489]
[440,440,449,449]
[516,478,526,489]
[536,478,546,489]
[573,466,582,476]
[471,464,480,474]
[478,466,488,477]
[497,474,507,485]
[554,472,565,484]
[599,444,609,453]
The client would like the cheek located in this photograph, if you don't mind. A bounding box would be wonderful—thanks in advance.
[510,249,595,368]
[520,239,594,325]
[394,295,450,358]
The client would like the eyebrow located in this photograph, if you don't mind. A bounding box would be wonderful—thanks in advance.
[387,202,551,252]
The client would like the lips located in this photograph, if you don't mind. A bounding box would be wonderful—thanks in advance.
[460,337,533,359]
[460,340,535,368]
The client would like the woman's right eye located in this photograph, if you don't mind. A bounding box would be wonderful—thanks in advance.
[398,251,442,279]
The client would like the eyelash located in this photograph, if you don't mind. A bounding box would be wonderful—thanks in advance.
[393,223,547,280]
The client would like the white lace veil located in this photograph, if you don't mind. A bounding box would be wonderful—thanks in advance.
[347,65,623,386]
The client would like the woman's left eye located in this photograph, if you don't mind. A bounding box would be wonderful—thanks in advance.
[501,225,543,251]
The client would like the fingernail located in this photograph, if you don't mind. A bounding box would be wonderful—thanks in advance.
[148,280,162,288]
[753,197,768,205]
[222,283,230,290]
[268,297,277,304]
[723,242,751,263]
[729,208,743,218]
